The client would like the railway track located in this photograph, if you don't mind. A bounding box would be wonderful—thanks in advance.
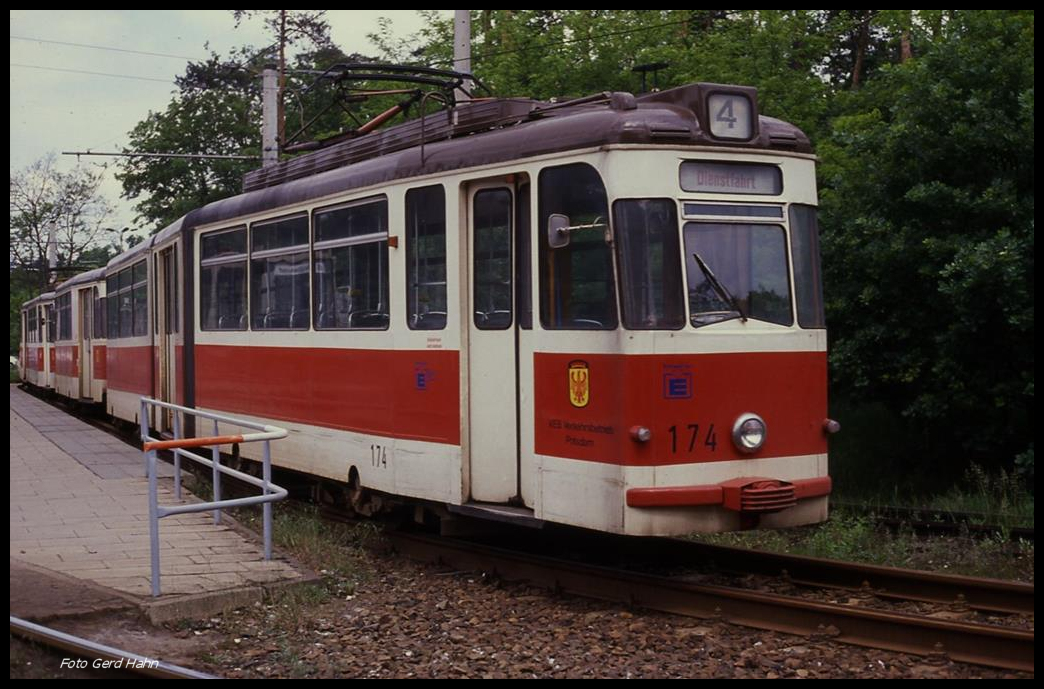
[10,616,216,679]
[388,529,1034,673]
[597,534,1033,616]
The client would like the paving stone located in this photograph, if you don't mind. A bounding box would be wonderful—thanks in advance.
[10,386,308,602]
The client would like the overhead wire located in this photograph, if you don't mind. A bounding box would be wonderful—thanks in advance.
[9,62,174,83]
[10,34,199,61]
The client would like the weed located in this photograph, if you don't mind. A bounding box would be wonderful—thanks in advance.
[924,464,1034,531]
[690,506,1034,581]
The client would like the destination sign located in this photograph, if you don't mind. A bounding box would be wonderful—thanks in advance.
[680,162,782,195]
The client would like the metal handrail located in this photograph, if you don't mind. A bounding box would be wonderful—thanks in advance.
[139,397,288,597]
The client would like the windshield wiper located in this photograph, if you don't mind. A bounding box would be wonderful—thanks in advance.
[692,252,747,322]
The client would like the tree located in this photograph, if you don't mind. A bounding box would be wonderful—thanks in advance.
[117,11,356,231]
[10,155,115,355]
[374,11,842,142]
[116,52,260,230]
[10,155,114,290]
[819,10,1034,478]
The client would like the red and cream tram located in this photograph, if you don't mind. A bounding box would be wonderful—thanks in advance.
[22,79,834,536]
[52,268,107,403]
[20,292,56,390]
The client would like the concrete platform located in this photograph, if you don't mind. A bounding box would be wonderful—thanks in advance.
[10,385,316,622]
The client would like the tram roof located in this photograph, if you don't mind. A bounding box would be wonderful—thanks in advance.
[22,291,56,309]
[54,267,106,293]
[190,82,810,230]
[105,216,184,274]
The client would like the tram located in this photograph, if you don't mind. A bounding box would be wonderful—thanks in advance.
[22,73,835,536]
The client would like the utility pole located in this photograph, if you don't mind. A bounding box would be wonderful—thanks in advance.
[262,65,279,167]
[46,222,58,288]
[454,10,472,103]
[278,10,287,150]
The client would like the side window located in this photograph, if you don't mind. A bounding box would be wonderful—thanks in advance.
[313,197,389,330]
[516,183,532,329]
[94,288,106,339]
[81,290,92,340]
[57,293,72,341]
[106,275,119,339]
[250,215,310,330]
[405,186,447,330]
[132,260,148,337]
[473,188,513,330]
[200,227,248,331]
[46,305,55,343]
[614,199,685,330]
[118,268,133,338]
[538,163,618,330]
[789,204,826,329]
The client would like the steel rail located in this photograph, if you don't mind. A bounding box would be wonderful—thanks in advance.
[10,616,216,679]
[389,531,1034,673]
[660,538,1034,615]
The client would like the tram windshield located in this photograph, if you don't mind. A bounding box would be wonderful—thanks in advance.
[682,222,792,327]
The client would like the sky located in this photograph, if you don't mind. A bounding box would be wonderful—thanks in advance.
[10,10,450,234]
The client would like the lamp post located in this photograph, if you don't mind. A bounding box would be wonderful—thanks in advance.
[107,226,131,252]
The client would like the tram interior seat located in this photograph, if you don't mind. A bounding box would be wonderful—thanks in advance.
[261,311,291,329]
[347,310,389,329]
[217,314,246,329]
[475,310,512,329]
[317,309,335,329]
[413,311,447,329]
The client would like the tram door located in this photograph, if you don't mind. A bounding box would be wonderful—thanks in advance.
[78,287,93,399]
[467,182,520,502]
[156,246,178,432]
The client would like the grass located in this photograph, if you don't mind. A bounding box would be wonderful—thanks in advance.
[691,508,1034,581]
[833,463,1034,541]
[175,463,381,594]
[231,501,380,597]
[922,465,1034,527]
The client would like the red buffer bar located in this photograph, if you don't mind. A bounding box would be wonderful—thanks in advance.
[627,476,831,511]
[143,434,245,452]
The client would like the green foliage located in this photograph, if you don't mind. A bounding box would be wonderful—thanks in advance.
[929,464,1035,527]
[116,53,260,231]
[819,11,1034,479]
[10,276,35,357]
[235,501,376,587]
[694,509,1034,580]
[117,11,359,232]
[10,155,115,285]
[1015,444,1034,484]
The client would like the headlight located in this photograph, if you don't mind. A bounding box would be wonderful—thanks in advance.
[732,413,766,453]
